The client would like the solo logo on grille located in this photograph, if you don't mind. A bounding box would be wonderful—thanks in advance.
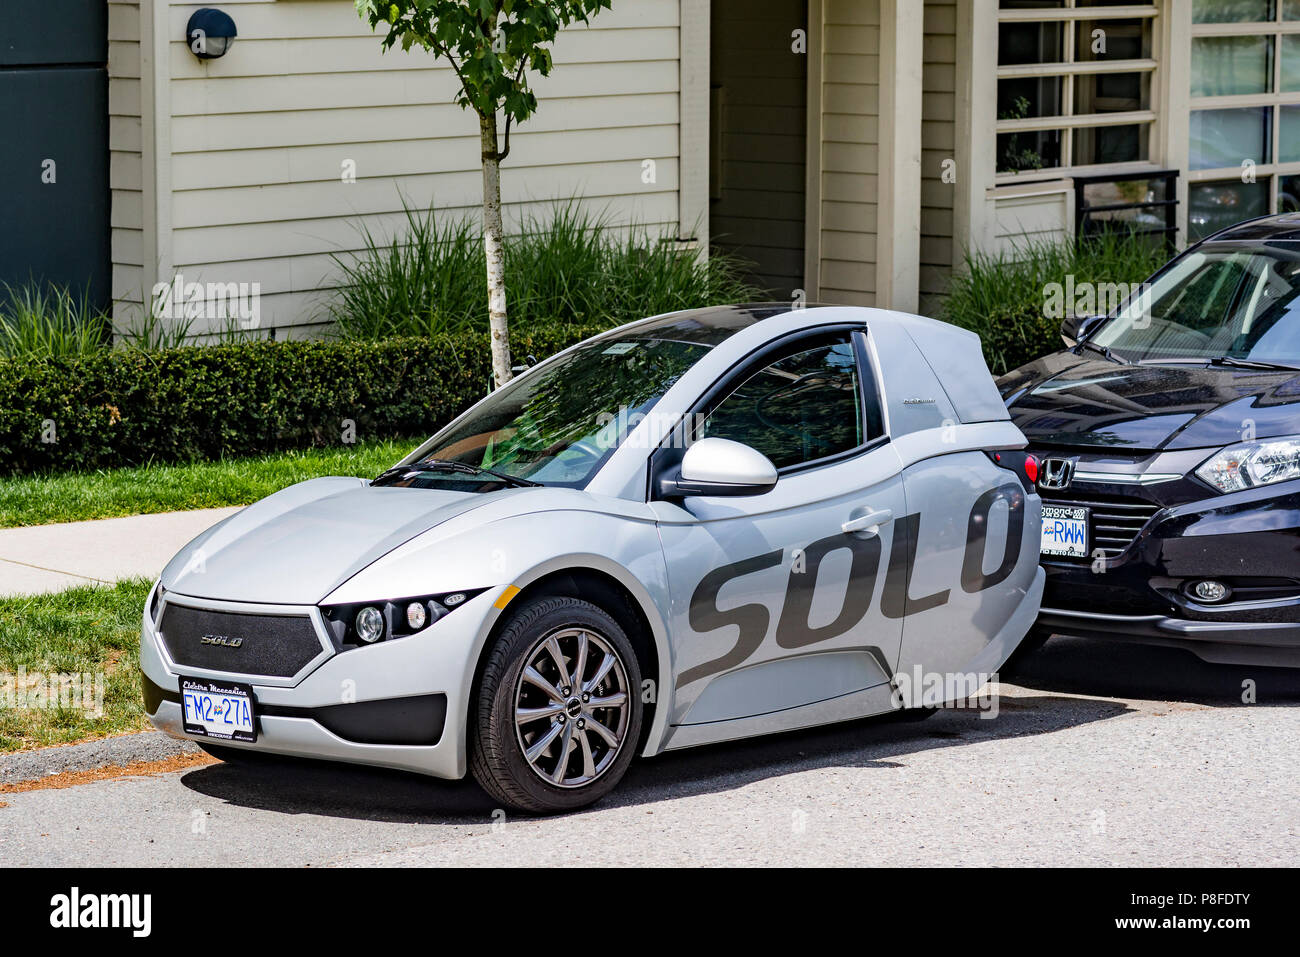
[199,634,243,648]
[1038,457,1076,491]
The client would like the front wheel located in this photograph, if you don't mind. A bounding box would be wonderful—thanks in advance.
[470,596,643,814]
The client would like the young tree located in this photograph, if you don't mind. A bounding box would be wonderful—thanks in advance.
[356,0,613,388]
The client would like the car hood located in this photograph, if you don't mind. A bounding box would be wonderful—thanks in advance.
[1001,354,1300,451]
[161,477,511,604]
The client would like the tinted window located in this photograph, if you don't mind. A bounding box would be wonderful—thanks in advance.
[386,335,709,490]
[699,335,869,470]
[1092,244,1300,364]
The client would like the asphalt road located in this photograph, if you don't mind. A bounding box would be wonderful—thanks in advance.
[2,636,1297,867]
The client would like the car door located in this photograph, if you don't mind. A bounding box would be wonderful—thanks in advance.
[650,327,907,734]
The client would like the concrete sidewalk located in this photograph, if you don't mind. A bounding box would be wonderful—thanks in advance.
[0,507,242,597]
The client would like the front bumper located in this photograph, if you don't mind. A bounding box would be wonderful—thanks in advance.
[1037,474,1300,667]
[139,584,503,779]
[1037,606,1300,667]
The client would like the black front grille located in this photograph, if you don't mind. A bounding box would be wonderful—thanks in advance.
[158,603,325,679]
[1040,494,1160,559]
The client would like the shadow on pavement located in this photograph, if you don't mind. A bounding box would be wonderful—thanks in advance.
[180,756,494,822]
[1005,635,1300,704]
[180,685,1129,823]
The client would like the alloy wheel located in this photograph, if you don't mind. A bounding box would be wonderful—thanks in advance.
[512,626,631,789]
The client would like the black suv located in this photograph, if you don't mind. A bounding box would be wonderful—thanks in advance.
[1001,213,1300,668]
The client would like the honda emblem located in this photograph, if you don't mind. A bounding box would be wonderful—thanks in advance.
[1038,457,1075,491]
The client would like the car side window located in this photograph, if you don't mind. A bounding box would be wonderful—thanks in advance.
[698,333,879,470]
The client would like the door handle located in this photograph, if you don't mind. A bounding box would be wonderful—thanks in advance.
[842,508,893,537]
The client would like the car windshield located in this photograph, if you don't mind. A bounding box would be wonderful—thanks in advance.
[377,334,710,490]
[1090,243,1300,367]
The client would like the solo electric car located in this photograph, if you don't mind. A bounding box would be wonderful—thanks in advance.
[142,304,1044,812]
[1003,214,1300,668]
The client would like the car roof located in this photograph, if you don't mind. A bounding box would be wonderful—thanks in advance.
[582,303,1012,498]
[1203,211,1300,243]
[597,302,806,346]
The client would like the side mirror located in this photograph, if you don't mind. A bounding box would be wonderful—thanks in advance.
[1060,313,1106,347]
[658,437,779,499]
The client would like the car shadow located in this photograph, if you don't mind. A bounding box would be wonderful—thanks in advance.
[1005,635,1300,704]
[179,685,1129,823]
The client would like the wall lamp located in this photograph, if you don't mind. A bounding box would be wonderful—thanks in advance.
[186,8,238,60]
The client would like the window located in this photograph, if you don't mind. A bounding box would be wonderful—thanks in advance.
[996,1,1157,177]
[699,334,879,471]
[395,334,709,489]
[1092,244,1300,364]
[1189,2,1300,239]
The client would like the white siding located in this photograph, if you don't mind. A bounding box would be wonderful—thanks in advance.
[919,0,955,317]
[816,0,879,306]
[108,0,144,323]
[992,183,1073,255]
[161,0,683,335]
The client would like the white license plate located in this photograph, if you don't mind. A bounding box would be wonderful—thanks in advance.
[1040,504,1089,558]
[181,678,256,742]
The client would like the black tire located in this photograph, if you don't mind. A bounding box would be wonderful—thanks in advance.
[470,596,643,814]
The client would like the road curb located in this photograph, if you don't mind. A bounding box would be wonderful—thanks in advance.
[0,732,200,782]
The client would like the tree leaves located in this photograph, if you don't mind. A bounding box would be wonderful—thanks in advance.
[355,0,613,140]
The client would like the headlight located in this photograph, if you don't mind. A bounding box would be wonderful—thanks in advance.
[320,588,488,649]
[1196,437,1300,493]
[355,606,385,643]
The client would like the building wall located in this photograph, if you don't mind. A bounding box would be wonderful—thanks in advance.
[106,0,1089,337]
[991,182,1073,255]
[952,0,1177,271]
[815,0,880,306]
[132,0,684,337]
[918,0,955,317]
[709,0,807,298]
[108,0,145,321]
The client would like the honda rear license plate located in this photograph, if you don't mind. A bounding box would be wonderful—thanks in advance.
[181,678,256,742]
[1041,504,1089,558]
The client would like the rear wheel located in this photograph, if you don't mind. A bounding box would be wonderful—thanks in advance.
[470,596,643,814]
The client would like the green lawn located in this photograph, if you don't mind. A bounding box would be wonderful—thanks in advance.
[0,578,153,751]
[0,438,417,528]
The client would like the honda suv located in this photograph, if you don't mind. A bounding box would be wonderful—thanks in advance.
[1001,214,1300,667]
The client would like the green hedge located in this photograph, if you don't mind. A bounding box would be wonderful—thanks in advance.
[0,325,605,477]
[941,231,1168,376]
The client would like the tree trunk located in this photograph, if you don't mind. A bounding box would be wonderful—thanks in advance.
[480,111,512,389]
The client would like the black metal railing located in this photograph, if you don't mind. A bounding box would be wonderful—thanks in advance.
[1073,169,1179,256]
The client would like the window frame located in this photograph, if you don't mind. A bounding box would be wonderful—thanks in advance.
[995,1,1161,181]
[644,324,893,503]
[1189,4,1300,215]
[688,324,889,478]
